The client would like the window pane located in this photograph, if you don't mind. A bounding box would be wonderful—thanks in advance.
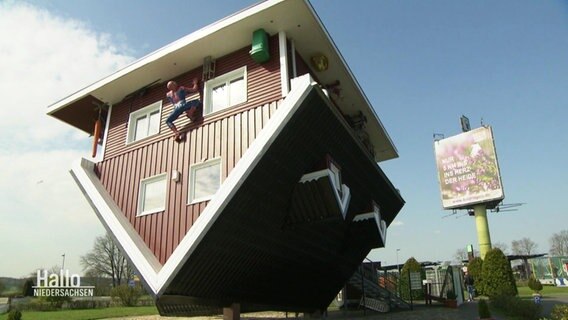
[229,77,245,105]
[134,115,149,141]
[193,162,220,200]
[142,177,166,213]
[148,110,160,135]
[211,84,227,113]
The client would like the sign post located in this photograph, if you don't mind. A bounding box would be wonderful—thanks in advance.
[409,271,422,310]
[474,204,492,259]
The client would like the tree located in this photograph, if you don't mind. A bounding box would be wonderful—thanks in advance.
[0,279,4,296]
[467,257,484,296]
[528,276,543,294]
[399,257,424,300]
[454,248,467,263]
[492,242,509,255]
[549,230,568,256]
[454,247,480,262]
[482,248,517,298]
[22,278,34,297]
[511,237,538,280]
[110,284,145,306]
[81,232,133,287]
[511,238,537,255]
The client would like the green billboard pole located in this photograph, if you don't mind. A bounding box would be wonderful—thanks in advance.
[474,204,492,259]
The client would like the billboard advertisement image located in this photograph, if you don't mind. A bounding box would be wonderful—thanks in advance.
[434,126,504,209]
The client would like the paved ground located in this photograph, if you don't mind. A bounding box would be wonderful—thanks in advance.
[107,297,568,320]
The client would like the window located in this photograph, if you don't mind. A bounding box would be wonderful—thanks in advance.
[204,67,247,115]
[138,173,167,216]
[189,158,221,203]
[127,101,162,143]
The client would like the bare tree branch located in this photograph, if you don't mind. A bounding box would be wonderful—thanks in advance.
[550,230,568,256]
[81,232,133,287]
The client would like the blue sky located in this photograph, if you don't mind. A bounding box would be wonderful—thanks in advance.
[1,0,567,277]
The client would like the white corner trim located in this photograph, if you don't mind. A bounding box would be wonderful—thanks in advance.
[70,158,162,292]
[338,184,351,219]
[299,169,329,183]
[352,206,387,245]
[279,31,289,97]
[298,169,351,219]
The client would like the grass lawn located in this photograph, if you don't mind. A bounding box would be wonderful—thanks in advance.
[517,285,568,298]
[0,306,158,320]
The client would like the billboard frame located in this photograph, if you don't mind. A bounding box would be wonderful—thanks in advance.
[433,126,504,210]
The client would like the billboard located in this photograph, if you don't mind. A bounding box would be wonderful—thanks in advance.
[434,126,504,209]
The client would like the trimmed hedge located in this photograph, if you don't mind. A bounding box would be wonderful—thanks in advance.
[490,294,541,320]
[482,248,517,298]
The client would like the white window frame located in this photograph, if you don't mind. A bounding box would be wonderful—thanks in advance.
[126,101,162,144]
[137,173,168,217]
[188,158,222,204]
[203,66,247,115]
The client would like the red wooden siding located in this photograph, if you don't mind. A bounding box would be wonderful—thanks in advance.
[104,35,281,160]
[294,50,311,78]
[94,34,283,264]
[97,101,281,264]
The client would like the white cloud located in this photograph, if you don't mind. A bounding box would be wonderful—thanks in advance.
[0,2,134,277]
[391,220,404,227]
[0,2,132,148]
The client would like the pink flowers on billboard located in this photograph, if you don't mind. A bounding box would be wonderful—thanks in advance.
[434,126,504,209]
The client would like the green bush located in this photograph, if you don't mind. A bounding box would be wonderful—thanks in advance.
[478,299,491,318]
[398,257,424,300]
[551,304,568,320]
[468,257,484,295]
[528,276,543,293]
[110,285,144,307]
[491,294,541,320]
[15,299,58,312]
[482,248,517,298]
[7,309,22,320]
[42,293,72,309]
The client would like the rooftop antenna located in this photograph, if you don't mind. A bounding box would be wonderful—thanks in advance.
[433,133,445,141]
[460,115,471,132]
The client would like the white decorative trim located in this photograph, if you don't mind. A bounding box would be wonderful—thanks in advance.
[299,169,351,219]
[94,104,112,162]
[71,73,315,296]
[279,31,289,97]
[353,204,387,245]
[70,158,162,292]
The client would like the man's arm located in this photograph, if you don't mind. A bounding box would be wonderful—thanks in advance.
[185,79,200,94]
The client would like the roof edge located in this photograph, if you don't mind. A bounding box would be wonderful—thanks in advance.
[46,0,287,117]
